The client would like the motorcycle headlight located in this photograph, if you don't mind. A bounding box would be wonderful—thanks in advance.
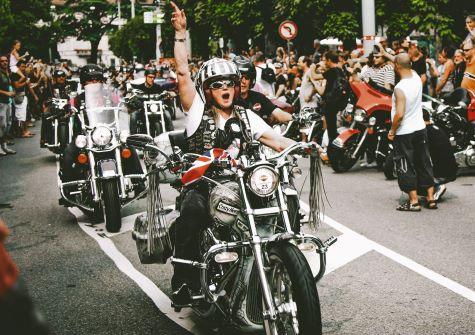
[368,117,376,126]
[354,109,366,122]
[75,135,87,148]
[91,126,112,146]
[247,166,278,197]
[149,103,159,113]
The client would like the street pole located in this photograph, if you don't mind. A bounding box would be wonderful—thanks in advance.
[361,0,375,56]
[131,0,135,19]
[156,24,162,60]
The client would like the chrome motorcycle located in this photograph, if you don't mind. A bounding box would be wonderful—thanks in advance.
[59,84,146,232]
[126,89,175,137]
[127,123,336,334]
[43,92,79,154]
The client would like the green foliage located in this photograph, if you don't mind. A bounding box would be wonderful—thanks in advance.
[322,12,360,41]
[109,14,175,62]
[58,0,119,63]
[0,0,53,59]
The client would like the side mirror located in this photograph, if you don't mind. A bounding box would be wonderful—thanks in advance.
[126,134,153,149]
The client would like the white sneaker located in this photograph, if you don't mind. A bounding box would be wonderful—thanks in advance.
[0,147,6,156]
[434,184,446,201]
[2,144,16,154]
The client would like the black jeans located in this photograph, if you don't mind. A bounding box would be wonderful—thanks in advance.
[393,128,434,193]
[172,183,211,290]
[323,104,340,144]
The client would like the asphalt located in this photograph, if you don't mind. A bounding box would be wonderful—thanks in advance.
[1,112,474,335]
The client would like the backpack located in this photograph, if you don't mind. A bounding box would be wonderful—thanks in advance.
[260,64,276,84]
[325,69,351,109]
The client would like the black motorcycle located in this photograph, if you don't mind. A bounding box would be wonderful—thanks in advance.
[127,124,336,334]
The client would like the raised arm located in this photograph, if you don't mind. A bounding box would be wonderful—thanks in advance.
[170,1,196,111]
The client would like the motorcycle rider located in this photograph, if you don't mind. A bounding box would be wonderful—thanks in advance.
[40,69,72,148]
[170,1,295,304]
[233,55,292,125]
[129,68,174,134]
[60,65,143,185]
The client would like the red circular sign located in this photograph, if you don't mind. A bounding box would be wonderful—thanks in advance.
[278,20,298,41]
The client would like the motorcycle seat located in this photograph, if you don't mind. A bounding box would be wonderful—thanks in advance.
[368,79,393,96]
[168,129,188,152]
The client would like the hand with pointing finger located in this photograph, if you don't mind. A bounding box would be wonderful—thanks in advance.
[170,1,187,34]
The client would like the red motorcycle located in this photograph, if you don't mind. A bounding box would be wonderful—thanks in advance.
[329,80,393,172]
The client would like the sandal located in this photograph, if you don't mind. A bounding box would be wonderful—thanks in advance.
[396,201,421,212]
[425,200,438,210]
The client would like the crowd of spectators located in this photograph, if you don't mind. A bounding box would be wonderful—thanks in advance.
[0,40,74,157]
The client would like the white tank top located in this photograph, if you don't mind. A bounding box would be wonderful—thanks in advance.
[391,71,426,135]
[9,52,18,71]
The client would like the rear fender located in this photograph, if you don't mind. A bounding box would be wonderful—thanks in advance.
[332,129,360,148]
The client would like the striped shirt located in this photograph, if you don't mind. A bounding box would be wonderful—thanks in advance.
[361,63,395,87]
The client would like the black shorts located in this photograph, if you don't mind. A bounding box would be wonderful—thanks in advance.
[393,128,434,193]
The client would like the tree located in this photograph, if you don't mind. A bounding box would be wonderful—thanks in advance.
[58,0,118,64]
[0,0,53,58]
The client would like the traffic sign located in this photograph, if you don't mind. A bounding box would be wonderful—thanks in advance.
[144,11,165,24]
[278,20,298,40]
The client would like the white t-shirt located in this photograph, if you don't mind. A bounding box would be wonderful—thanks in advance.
[185,93,272,140]
[255,63,275,98]
[391,71,426,135]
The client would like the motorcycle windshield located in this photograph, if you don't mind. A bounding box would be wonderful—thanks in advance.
[85,83,128,131]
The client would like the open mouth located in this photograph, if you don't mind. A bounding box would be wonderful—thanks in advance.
[222,93,230,100]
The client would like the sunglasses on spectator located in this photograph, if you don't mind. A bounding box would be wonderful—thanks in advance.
[146,75,156,79]
[0,59,8,62]
[463,48,472,52]
[209,79,235,90]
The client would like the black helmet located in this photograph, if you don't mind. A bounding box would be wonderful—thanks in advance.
[233,55,256,86]
[53,69,67,78]
[80,64,104,85]
[144,68,157,77]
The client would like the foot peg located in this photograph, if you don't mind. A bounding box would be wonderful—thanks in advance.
[324,236,337,247]
[171,284,204,309]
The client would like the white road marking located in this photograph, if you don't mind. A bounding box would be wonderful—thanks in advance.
[300,201,475,303]
[68,207,204,334]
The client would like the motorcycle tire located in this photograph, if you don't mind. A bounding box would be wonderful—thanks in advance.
[264,242,322,335]
[384,151,397,180]
[328,138,358,173]
[102,179,122,233]
[58,123,69,152]
[152,122,163,138]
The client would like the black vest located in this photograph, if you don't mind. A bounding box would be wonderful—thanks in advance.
[186,105,252,154]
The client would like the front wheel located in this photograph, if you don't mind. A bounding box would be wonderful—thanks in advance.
[152,121,163,138]
[102,179,122,233]
[264,242,322,335]
[328,137,359,173]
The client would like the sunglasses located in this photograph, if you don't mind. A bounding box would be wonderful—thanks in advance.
[0,60,8,63]
[209,79,235,90]
[146,75,156,79]
[463,48,472,52]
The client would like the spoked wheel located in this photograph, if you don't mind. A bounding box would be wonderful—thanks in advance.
[264,242,322,335]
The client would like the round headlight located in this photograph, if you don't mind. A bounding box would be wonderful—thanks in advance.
[354,109,366,122]
[75,135,87,148]
[91,126,112,146]
[149,103,159,113]
[248,166,278,197]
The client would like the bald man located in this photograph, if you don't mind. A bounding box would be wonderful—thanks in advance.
[388,53,436,211]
